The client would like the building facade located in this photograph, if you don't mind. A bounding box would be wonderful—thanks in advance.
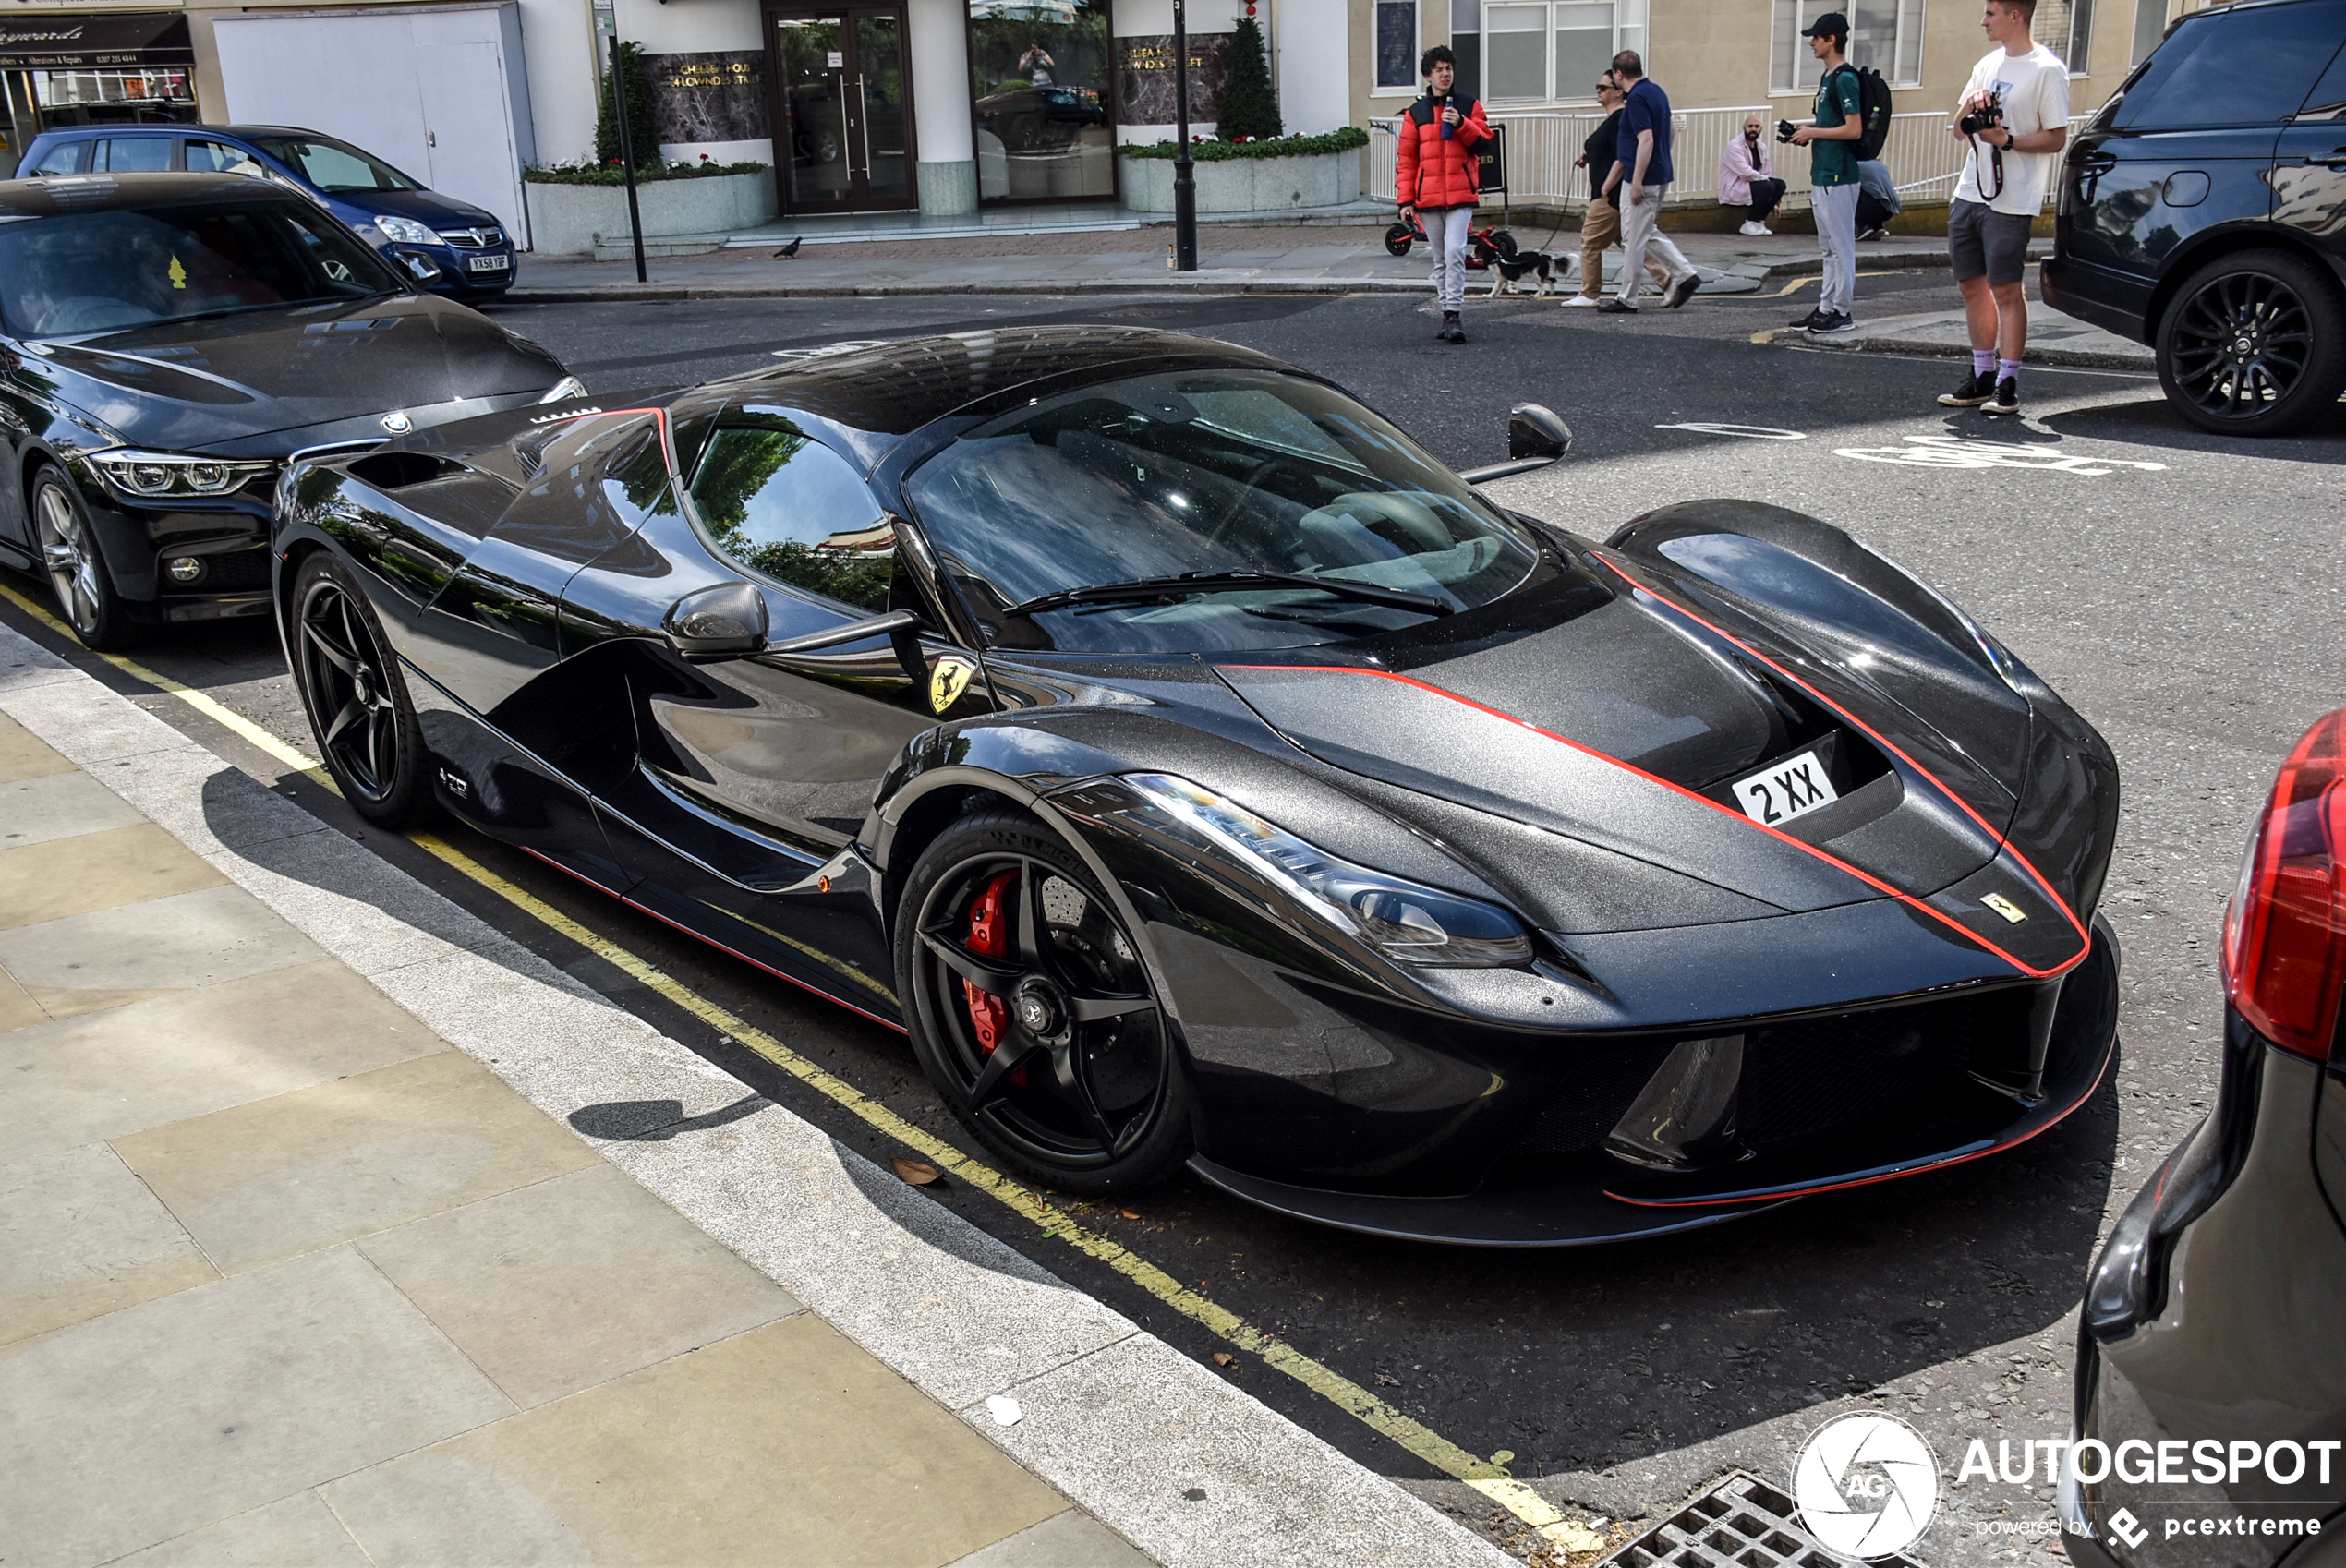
[0,0,2224,247]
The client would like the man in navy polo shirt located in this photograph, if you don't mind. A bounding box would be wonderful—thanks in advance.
[1596,50,1699,314]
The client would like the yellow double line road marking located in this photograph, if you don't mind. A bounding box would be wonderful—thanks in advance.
[0,574,1602,1555]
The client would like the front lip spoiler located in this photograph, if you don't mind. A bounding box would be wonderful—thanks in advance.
[1187,914,2119,1246]
[1608,914,2117,1206]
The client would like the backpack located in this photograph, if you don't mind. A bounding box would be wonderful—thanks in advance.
[1834,64,1893,160]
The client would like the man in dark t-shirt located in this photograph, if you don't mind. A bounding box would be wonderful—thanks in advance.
[1597,52,1699,313]
[1568,71,1670,306]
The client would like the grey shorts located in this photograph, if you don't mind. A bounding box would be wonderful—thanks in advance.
[1948,198,2034,286]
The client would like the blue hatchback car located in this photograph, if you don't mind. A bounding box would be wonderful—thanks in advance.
[16,125,518,299]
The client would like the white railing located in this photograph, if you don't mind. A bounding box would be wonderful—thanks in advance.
[1369,105,2092,211]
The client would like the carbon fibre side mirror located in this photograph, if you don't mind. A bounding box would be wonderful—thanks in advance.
[663,580,768,662]
[1509,404,1573,462]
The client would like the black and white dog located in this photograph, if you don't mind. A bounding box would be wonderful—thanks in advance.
[1473,238,1556,298]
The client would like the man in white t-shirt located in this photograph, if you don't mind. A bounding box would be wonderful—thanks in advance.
[1936,0,2069,417]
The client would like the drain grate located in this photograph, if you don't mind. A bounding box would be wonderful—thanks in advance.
[1596,1470,1928,1568]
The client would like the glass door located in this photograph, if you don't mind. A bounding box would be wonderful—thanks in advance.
[767,3,916,213]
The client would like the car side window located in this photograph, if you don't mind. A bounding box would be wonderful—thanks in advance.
[98,138,172,173]
[27,140,87,175]
[691,425,894,613]
[185,139,264,177]
[2117,5,2346,129]
[2302,42,2346,116]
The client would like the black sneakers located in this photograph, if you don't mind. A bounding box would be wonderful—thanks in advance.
[1808,312,1857,334]
[1939,370,1996,407]
[1440,311,1466,344]
[1664,273,1701,309]
[1981,376,2020,415]
[1790,307,1829,329]
[1598,297,1639,313]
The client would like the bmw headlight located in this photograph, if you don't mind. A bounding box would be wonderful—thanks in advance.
[90,450,275,500]
[537,375,589,404]
[372,214,441,247]
[1117,773,1533,967]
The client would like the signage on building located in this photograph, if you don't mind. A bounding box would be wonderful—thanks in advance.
[647,50,767,143]
[1116,33,1227,124]
[0,12,194,66]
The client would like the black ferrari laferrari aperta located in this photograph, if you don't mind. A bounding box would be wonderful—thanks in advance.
[272,328,2121,1245]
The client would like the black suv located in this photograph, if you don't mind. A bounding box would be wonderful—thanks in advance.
[2043,0,2346,435]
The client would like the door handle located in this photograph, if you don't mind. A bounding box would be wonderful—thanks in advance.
[852,76,872,178]
[2077,151,2118,174]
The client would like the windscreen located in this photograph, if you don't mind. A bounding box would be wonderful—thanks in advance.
[0,200,405,338]
[248,135,421,193]
[904,368,1538,654]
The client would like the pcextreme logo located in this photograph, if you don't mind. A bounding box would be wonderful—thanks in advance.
[1794,1413,1941,1557]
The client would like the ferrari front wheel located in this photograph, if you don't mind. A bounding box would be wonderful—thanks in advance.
[288,553,434,828]
[898,807,1190,1193]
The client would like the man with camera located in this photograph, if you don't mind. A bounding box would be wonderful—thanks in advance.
[1785,13,1867,335]
[1937,0,2069,416]
[1397,44,1492,344]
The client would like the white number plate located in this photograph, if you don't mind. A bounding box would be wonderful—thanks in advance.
[466,254,510,273]
[1731,748,1840,826]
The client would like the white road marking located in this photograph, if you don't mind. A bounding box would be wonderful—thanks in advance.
[1655,422,1808,440]
[1832,435,2169,476]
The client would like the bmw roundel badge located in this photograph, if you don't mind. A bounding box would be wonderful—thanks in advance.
[381,410,413,434]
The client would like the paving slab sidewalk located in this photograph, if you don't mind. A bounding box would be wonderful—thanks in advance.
[0,621,1511,1568]
[1788,302,2155,370]
[502,223,1999,303]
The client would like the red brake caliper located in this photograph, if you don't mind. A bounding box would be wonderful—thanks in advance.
[964,869,1019,1057]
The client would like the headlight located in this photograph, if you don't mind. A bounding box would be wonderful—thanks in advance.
[1119,773,1534,967]
[537,375,589,404]
[90,450,275,500]
[373,214,441,247]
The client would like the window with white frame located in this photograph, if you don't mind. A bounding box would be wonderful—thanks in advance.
[2033,0,2095,71]
[1375,0,1421,89]
[1770,0,1923,92]
[1479,0,1647,102]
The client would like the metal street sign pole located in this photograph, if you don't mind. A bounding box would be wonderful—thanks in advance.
[1172,0,1196,271]
[595,0,649,283]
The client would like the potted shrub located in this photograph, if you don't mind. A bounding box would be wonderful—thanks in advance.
[1117,127,1368,215]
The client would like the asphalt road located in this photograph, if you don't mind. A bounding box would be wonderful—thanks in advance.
[13,278,2343,1565]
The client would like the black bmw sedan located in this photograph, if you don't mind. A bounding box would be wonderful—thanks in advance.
[272,327,2122,1244]
[0,172,576,648]
[2063,709,2346,1566]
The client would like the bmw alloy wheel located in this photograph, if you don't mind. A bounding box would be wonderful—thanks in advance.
[31,469,130,648]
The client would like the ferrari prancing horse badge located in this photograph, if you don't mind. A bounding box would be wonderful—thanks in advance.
[928,654,977,715]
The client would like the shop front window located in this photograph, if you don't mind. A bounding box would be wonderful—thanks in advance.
[969,0,1114,203]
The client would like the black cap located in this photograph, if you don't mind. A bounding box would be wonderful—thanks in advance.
[1801,10,1849,36]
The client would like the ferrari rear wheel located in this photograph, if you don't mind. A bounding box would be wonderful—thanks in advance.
[898,807,1190,1192]
[289,553,434,828]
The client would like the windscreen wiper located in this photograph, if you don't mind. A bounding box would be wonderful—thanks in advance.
[1006,570,1451,619]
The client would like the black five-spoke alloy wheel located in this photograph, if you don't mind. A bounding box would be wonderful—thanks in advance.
[899,808,1190,1191]
[2158,248,2346,436]
[289,554,433,827]
[31,464,134,650]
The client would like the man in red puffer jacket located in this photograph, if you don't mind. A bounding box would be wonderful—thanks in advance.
[1396,45,1489,344]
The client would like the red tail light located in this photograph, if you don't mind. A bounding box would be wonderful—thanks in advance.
[2222,709,2346,1059]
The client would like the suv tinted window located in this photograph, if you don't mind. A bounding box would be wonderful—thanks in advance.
[26,140,88,175]
[98,138,172,173]
[2117,2,2346,128]
[2302,34,2346,115]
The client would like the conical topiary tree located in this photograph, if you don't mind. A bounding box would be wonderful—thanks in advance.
[1215,15,1283,140]
[595,40,660,166]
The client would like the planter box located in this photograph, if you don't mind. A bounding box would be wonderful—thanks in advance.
[523,170,776,256]
[1117,148,1361,215]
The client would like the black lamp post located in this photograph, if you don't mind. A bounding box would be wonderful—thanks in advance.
[1171,0,1196,271]
[609,30,649,283]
